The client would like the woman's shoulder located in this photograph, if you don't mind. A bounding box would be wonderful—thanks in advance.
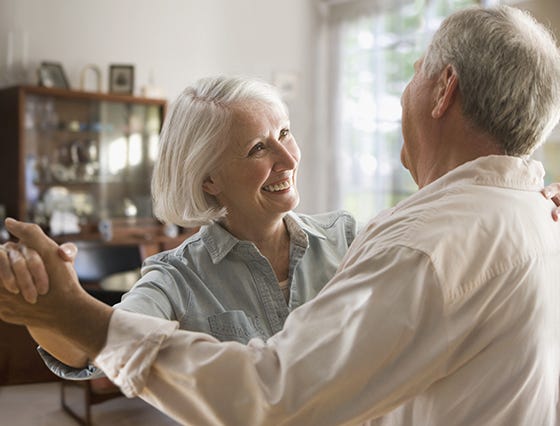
[143,228,204,266]
[290,210,357,245]
[293,210,356,228]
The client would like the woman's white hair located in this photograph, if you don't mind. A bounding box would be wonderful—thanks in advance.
[423,5,560,156]
[151,76,287,227]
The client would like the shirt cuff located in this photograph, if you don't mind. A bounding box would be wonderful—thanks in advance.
[37,346,104,380]
[94,309,179,398]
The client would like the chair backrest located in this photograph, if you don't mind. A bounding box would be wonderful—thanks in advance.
[73,241,142,284]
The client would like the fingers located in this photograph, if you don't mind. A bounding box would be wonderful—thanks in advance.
[0,245,19,295]
[58,242,78,263]
[542,183,560,203]
[541,184,560,222]
[4,219,59,258]
[0,223,52,304]
[22,246,50,296]
[8,247,38,304]
[4,219,81,297]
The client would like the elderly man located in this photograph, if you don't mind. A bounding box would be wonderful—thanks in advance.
[1,5,560,425]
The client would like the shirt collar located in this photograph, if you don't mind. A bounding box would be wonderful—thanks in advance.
[199,212,323,264]
[447,155,544,189]
[395,155,545,212]
[284,212,327,240]
[199,222,240,264]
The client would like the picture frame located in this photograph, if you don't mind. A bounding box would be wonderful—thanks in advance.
[273,71,299,102]
[109,64,134,95]
[38,62,70,90]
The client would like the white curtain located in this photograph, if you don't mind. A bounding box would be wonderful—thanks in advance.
[312,0,480,224]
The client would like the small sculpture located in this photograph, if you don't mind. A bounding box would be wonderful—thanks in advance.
[79,64,102,92]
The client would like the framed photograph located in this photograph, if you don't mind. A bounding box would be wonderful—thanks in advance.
[38,62,70,89]
[273,71,299,102]
[109,64,134,95]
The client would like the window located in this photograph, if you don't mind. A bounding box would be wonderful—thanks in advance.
[328,0,479,224]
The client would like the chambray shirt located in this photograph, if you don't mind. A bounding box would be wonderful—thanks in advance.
[39,210,357,379]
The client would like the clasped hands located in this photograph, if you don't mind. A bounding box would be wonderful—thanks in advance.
[0,219,85,328]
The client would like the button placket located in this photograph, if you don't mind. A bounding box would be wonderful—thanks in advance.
[239,243,289,335]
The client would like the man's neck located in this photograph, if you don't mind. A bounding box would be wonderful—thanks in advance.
[417,130,505,189]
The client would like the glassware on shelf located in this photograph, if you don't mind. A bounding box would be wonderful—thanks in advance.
[0,85,167,240]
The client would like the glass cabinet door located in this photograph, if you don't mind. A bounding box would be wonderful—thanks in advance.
[23,91,165,235]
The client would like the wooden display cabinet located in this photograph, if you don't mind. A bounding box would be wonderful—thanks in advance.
[0,85,191,385]
[0,86,168,237]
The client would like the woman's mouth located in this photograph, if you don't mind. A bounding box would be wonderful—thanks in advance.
[262,179,291,192]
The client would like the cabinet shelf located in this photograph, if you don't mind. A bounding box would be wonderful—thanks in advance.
[0,85,168,240]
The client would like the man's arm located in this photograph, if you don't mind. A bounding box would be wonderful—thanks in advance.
[94,245,448,426]
[0,218,447,425]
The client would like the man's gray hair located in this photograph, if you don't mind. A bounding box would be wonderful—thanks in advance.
[151,76,287,227]
[423,5,560,156]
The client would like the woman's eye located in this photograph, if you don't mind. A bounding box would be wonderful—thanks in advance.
[248,142,265,156]
[279,128,290,139]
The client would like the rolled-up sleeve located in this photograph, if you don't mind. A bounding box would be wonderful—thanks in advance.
[37,347,104,380]
[94,310,180,397]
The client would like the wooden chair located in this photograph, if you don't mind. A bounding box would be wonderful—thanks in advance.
[60,241,142,426]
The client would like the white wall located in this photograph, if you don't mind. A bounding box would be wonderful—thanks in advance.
[512,0,560,32]
[2,0,559,215]
[513,0,560,141]
[0,0,324,213]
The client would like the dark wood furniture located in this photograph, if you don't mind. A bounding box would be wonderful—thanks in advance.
[0,321,59,385]
[60,242,142,425]
[0,86,192,389]
[0,85,167,226]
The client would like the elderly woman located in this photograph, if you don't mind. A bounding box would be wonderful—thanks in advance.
[0,76,357,373]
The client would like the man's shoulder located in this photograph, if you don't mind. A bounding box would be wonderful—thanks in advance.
[372,183,560,300]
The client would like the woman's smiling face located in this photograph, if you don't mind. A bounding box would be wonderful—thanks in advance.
[203,100,300,230]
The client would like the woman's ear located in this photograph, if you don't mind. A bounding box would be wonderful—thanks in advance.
[202,176,221,196]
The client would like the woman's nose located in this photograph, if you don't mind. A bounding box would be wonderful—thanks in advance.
[272,140,299,171]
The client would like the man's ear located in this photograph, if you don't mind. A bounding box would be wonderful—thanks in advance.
[432,64,458,119]
[202,176,221,196]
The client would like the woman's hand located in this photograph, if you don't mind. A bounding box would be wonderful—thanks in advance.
[0,239,77,304]
[542,183,560,221]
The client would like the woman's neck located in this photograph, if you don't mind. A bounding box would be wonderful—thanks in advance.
[221,215,291,281]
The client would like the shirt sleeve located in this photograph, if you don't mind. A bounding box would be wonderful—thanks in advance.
[35,254,190,381]
[115,256,190,320]
[94,245,449,425]
[37,346,104,380]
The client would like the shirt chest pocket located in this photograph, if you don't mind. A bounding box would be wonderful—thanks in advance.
[208,310,267,344]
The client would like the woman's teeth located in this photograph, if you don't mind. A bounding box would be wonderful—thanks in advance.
[263,181,291,192]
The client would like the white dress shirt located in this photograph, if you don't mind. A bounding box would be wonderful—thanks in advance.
[95,156,560,426]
